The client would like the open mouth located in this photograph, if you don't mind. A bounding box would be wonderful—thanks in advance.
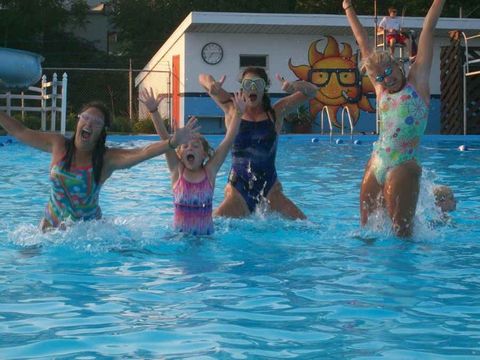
[249,94,258,102]
[81,128,92,141]
[186,154,195,163]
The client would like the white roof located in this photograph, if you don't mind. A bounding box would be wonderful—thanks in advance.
[136,11,480,85]
[186,11,480,35]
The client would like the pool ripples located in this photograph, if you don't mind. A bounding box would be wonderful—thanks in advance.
[1,136,479,358]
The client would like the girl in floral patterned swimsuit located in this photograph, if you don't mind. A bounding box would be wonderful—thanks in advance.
[343,0,445,237]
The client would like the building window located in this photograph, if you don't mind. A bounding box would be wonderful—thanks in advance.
[239,55,268,68]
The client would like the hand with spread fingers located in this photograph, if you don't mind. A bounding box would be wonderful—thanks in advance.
[208,75,226,96]
[139,87,166,113]
[171,116,200,148]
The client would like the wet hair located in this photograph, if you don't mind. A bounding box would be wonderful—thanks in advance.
[197,136,215,161]
[241,67,276,123]
[177,135,215,166]
[63,101,111,184]
[433,185,455,202]
[360,51,403,78]
[433,185,456,212]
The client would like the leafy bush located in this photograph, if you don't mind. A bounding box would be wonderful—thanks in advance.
[13,114,42,130]
[110,116,133,133]
[132,118,156,134]
[285,104,314,126]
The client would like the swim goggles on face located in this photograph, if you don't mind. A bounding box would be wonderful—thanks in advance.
[375,66,393,83]
[77,113,105,128]
[241,78,266,92]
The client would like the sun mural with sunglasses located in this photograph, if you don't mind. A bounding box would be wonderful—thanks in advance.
[289,36,375,128]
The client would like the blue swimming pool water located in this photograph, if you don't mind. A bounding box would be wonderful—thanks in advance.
[1,135,479,359]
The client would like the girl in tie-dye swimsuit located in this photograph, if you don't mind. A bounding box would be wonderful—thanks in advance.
[1,101,197,231]
[173,167,214,235]
[44,160,102,227]
[141,88,245,235]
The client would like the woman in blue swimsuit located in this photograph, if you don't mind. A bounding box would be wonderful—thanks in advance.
[199,67,317,219]
[343,0,445,236]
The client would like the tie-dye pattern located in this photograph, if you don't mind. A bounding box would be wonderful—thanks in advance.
[44,161,102,227]
[173,168,214,235]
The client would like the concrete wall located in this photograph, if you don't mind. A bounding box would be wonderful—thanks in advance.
[140,22,480,134]
[137,35,186,123]
[182,31,447,134]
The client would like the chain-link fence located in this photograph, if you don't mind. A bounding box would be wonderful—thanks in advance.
[41,67,172,134]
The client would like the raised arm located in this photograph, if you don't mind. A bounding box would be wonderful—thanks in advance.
[205,91,245,179]
[0,111,64,153]
[343,0,373,59]
[409,0,445,102]
[198,73,233,113]
[272,74,318,131]
[103,117,199,177]
[139,88,179,172]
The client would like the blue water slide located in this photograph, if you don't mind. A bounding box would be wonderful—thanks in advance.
[0,47,44,90]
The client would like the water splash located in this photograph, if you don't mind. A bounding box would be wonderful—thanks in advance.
[7,215,175,253]
[353,169,451,242]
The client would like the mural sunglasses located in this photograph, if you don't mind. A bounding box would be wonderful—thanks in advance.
[241,78,266,91]
[77,113,105,128]
[375,66,393,83]
[307,68,359,87]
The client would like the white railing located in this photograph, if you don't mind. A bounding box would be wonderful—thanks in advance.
[0,73,68,134]
[320,106,333,137]
[340,106,355,140]
[461,32,480,135]
[321,106,356,141]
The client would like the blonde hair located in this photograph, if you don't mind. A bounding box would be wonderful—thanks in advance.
[360,51,401,77]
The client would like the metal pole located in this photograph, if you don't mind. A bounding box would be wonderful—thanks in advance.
[129,58,133,121]
[168,65,172,132]
[463,63,467,135]
[374,0,380,134]
[374,0,378,45]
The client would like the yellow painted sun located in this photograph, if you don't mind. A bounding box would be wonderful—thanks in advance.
[289,36,375,128]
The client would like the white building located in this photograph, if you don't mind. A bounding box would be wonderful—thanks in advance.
[135,11,480,134]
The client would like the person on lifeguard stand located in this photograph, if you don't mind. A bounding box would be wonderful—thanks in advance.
[379,7,407,57]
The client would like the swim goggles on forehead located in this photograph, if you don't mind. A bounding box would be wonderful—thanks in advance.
[241,78,266,91]
[77,112,105,128]
[375,66,393,83]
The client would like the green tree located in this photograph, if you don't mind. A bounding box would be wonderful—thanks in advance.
[0,0,111,68]
[111,0,298,67]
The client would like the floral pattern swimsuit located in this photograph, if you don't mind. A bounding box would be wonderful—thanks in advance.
[371,83,429,184]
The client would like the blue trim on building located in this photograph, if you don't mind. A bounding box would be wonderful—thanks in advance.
[183,92,442,134]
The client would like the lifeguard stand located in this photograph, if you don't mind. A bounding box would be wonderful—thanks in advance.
[375,29,413,63]
[373,4,414,64]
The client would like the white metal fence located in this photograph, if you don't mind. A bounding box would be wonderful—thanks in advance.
[0,73,68,134]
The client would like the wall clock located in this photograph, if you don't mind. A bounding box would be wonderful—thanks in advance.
[201,42,223,65]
